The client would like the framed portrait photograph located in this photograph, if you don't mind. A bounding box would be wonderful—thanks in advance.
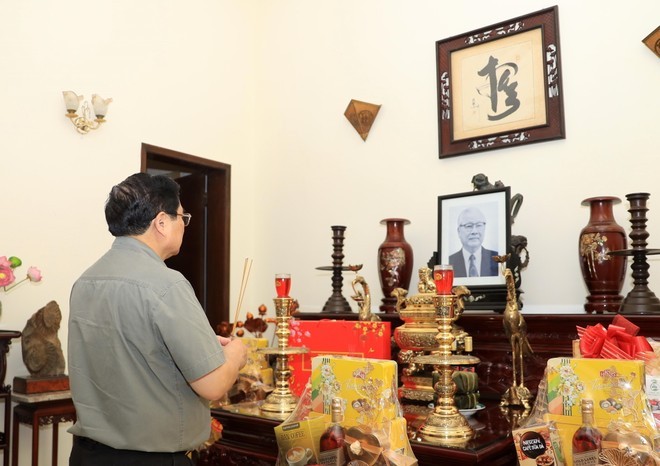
[436,6,565,158]
[437,187,511,292]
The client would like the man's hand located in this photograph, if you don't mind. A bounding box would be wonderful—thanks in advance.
[218,336,248,370]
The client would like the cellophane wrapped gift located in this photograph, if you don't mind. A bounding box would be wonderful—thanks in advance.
[307,355,417,465]
[240,337,273,384]
[576,313,660,432]
[288,320,391,397]
[275,377,417,466]
[215,337,274,405]
[519,350,660,465]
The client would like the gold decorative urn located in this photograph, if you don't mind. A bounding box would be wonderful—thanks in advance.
[393,267,474,404]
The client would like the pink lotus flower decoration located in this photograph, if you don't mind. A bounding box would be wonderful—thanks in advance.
[0,255,42,295]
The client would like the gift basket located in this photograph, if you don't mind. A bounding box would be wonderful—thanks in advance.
[274,356,418,466]
[513,315,660,466]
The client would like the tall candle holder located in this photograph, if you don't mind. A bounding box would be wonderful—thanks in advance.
[316,225,362,313]
[609,192,660,314]
[412,294,480,445]
[258,297,309,419]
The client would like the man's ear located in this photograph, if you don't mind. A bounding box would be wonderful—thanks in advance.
[153,211,169,235]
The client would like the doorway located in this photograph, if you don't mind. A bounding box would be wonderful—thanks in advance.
[141,143,231,331]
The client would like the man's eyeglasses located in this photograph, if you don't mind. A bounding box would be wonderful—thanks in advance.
[174,212,192,227]
[459,222,486,231]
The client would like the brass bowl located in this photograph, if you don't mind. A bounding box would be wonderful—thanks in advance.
[394,325,438,351]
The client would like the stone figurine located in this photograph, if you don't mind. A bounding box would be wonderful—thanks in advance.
[21,300,66,377]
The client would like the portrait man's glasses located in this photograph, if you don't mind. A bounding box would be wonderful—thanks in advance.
[459,222,486,231]
[174,212,192,227]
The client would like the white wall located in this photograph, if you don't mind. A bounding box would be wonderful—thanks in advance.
[249,0,660,316]
[0,0,658,464]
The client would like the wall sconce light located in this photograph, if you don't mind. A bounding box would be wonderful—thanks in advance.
[62,91,112,134]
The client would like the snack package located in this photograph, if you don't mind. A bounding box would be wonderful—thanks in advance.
[274,411,328,466]
[512,422,565,466]
[274,386,328,466]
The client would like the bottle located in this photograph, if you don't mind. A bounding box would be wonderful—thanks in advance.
[572,399,602,465]
[319,397,346,466]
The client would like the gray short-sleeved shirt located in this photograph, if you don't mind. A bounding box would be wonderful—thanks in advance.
[68,236,226,452]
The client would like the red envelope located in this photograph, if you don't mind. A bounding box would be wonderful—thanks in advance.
[287,319,391,397]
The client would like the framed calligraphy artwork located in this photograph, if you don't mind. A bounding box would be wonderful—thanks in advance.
[436,6,565,158]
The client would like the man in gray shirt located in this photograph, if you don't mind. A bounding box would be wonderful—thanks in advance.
[68,173,247,466]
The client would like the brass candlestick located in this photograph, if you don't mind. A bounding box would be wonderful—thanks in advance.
[413,294,479,445]
[258,297,308,420]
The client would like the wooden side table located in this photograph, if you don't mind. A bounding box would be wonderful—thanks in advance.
[0,392,11,466]
[11,391,76,466]
[0,330,22,466]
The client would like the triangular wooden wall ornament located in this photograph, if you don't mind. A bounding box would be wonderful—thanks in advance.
[642,26,660,58]
[344,99,381,141]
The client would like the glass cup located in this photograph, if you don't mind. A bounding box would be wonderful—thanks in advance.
[433,264,454,295]
[275,273,291,298]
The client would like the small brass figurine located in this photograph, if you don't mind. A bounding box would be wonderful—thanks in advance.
[497,257,534,409]
[350,274,380,322]
[417,267,436,294]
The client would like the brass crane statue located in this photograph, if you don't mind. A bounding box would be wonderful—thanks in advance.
[496,256,534,409]
[350,274,381,321]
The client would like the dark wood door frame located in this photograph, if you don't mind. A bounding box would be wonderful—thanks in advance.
[141,143,231,331]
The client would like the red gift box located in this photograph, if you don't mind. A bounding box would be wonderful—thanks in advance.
[287,319,392,397]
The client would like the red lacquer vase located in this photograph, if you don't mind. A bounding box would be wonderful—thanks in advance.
[378,218,413,313]
[579,197,628,313]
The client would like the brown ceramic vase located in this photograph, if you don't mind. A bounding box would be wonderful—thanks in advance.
[378,218,413,313]
[578,196,628,313]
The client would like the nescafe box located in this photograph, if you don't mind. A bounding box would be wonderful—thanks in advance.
[512,423,565,466]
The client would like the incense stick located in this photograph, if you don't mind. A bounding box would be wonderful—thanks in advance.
[232,258,252,334]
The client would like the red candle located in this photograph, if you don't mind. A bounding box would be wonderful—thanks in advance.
[433,265,454,295]
[275,273,291,298]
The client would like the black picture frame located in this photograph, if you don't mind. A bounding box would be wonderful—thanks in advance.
[436,187,511,310]
[436,6,565,158]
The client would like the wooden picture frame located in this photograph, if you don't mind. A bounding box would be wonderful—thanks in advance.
[435,187,512,311]
[436,6,565,158]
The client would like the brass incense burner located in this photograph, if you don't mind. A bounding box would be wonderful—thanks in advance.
[257,297,308,419]
[394,267,473,404]
[412,294,480,445]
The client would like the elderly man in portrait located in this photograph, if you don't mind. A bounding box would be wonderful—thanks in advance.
[448,207,499,277]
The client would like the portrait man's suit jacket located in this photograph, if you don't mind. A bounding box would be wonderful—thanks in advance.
[448,247,499,277]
